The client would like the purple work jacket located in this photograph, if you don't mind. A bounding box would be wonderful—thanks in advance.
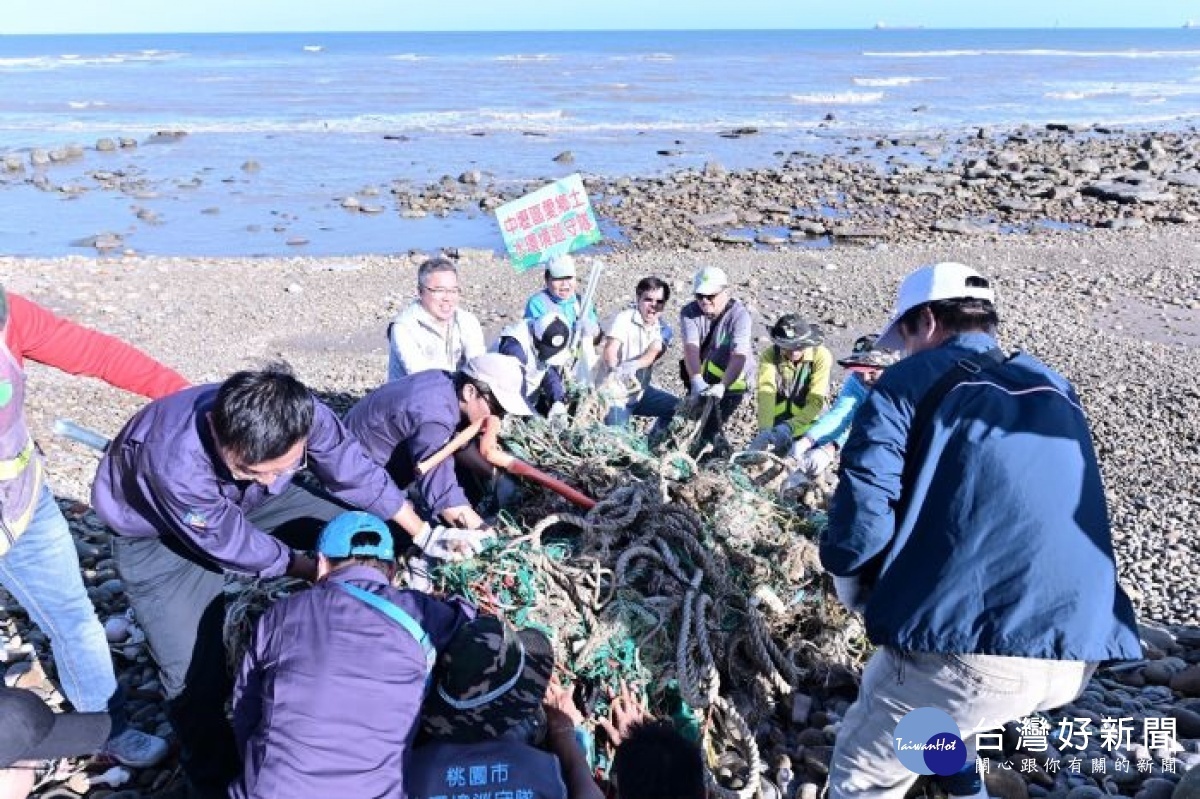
[230,565,475,799]
[343,371,471,517]
[91,384,408,576]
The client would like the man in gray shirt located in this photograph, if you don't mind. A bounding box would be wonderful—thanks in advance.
[680,266,756,446]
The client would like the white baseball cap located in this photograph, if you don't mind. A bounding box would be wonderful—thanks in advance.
[546,254,576,279]
[877,262,996,349]
[692,266,729,296]
[461,353,534,416]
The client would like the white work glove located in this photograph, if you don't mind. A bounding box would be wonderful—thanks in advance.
[748,423,792,454]
[414,523,496,562]
[701,382,726,401]
[789,437,814,461]
[801,446,834,478]
[547,401,569,430]
[689,375,708,396]
[832,575,870,614]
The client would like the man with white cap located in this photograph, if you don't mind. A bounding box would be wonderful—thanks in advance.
[679,266,756,444]
[523,254,601,336]
[345,353,534,532]
[494,311,572,419]
[820,262,1141,799]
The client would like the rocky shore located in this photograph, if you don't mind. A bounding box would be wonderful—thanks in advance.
[1,217,1198,796]
[4,124,1200,257]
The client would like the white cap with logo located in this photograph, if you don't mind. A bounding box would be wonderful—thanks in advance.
[877,262,996,349]
[692,266,729,296]
[461,353,534,416]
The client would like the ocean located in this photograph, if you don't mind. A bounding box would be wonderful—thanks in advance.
[2,28,1200,256]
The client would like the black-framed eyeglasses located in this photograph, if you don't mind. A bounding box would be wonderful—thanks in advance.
[639,295,667,308]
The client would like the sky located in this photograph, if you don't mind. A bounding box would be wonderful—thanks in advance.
[2,0,1198,34]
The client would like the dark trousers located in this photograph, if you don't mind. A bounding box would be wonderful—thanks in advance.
[111,483,347,797]
[699,391,745,447]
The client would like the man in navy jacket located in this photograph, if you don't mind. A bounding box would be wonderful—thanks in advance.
[821,262,1140,799]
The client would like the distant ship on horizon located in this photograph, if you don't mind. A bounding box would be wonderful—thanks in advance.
[1185,19,1199,28]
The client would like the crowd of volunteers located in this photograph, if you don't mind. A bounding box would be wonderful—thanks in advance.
[0,254,1138,799]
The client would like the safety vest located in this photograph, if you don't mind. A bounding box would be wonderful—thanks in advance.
[770,347,816,424]
[0,340,45,556]
[699,306,749,392]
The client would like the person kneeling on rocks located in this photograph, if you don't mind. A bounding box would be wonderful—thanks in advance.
[493,311,572,420]
[230,512,475,799]
[408,617,602,799]
[783,334,896,487]
[820,262,1141,799]
[345,353,534,532]
[748,314,830,455]
[680,266,755,447]
[92,363,461,799]
[600,277,678,435]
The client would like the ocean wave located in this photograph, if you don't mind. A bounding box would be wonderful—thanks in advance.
[608,53,675,62]
[1045,82,1200,101]
[865,48,1200,59]
[852,76,941,87]
[0,51,185,71]
[388,53,431,61]
[67,100,108,109]
[494,53,558,62]
[791,91,884,104]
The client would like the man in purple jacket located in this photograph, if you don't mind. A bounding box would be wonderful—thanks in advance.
[345,352,533,532]
[230,511,474,799]
[91,364,491,799]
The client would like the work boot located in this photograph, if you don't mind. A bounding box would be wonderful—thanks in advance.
[102,727,169,768]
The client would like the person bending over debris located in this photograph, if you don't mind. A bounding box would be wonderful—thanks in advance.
[820,262,1141,799]
[230,512,474,799]
[0,286,186,770]
[92,363,474,799]
[748,314,830,455]
[345,353,534,532]
[783,334,896,487]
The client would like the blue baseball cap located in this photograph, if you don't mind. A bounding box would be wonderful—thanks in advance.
[317,512,395,560]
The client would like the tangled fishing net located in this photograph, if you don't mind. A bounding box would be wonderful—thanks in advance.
[223,388,869,798]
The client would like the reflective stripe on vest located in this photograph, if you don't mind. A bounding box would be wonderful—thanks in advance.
[0,437,35,481]
[703,359,748,392]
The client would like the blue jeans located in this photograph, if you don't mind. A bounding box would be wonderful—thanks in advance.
[0,486,122,729]
[604,386,679,435]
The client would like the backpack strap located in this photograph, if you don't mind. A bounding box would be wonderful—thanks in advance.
[900,347,1010,501]
[332,582,437,679]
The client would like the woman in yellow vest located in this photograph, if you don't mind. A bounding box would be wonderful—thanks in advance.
[748,314,832,454]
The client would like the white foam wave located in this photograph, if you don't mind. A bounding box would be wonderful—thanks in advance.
[495,53,558,62]
[67,100,108,109]
[0,51,185,71]
[303,45,323,52]
[791,91,884,104]
[1044,82,1200,101]
[852,76,941,87]
[388,53,430,61]
[866,48,1200,59]
[608,52,675,62]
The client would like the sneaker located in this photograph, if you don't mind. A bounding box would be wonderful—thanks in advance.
[101,727,169,768]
